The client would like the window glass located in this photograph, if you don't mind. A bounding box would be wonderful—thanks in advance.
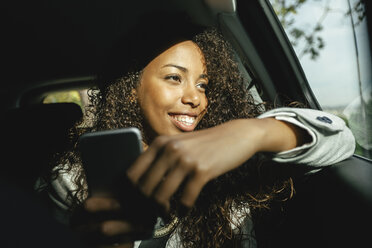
[43,89,93,127]
[43,89,90,112]
[269,0,371,159]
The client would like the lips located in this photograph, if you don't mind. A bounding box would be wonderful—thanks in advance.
[169,113,198,132]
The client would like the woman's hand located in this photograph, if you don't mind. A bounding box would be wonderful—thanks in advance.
[127,118,308,212]
[71,196,147,248]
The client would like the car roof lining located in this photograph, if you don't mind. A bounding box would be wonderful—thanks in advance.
[4,0,314,109]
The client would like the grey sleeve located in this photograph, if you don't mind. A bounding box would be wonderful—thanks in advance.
[258,107,355,167]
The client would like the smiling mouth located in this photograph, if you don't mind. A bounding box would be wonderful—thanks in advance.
[169,114,197,131]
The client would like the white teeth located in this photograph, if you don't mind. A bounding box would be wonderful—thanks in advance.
[172,115,196,126]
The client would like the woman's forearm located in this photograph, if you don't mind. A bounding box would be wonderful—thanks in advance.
[236,118,311,154]
[257,117,311,153]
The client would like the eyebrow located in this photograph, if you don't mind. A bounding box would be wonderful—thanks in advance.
[162,64,188,72]
[199,74,208,80]
[162,64,208,80]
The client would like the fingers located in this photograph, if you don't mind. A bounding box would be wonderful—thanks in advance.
[126,133,219,218]
[97,220,148,247]
[74,219,136,247]
[152,156,196,210]
[138,154,209,213]
[85,197,121,212]
[138,140,182,196]
[127,135,212,212]
[99,243,134,248]
[101,220,135,237]
[179,171,208,208]
[127,136,169,183]
[75,198,142,248]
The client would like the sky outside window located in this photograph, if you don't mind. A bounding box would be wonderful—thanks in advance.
[269,0,371,158]
[270,0,371,109]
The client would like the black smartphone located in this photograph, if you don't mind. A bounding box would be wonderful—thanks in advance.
[78,127,159,234]
[78,127,143,197]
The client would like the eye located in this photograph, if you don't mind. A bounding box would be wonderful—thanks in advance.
[196,82,208,92]
[165,74,181,82]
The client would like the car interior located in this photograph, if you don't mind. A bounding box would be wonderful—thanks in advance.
[2,0,372,247]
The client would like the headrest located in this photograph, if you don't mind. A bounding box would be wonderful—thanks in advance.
[1,102,83,188]
[1,102,83,157]
[2,102,83,130]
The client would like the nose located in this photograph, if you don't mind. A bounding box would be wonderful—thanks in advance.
[181,84,200,108]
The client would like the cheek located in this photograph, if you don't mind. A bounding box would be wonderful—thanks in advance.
[139,83,180,116]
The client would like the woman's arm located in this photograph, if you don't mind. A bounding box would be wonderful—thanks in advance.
[127,107,355,210]
[67,108,355,246]
[126,116,319,211]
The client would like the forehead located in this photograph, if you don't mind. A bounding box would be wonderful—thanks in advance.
[146,41,206,70]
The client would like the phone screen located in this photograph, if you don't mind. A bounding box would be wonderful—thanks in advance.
[78,127,158,235]
[78,127,143,197]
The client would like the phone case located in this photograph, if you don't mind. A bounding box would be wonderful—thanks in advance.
[78,127,143,197]
[78,127,158,235]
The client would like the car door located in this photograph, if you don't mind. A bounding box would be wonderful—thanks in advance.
[219,0,372,247]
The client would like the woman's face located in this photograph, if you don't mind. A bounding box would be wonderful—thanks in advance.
[137,41,208,138]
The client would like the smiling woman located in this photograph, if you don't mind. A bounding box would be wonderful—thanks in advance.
[39,11,355,248]
[137,41,208,139]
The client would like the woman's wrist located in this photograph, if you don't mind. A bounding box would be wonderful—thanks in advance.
[221,118,271,156]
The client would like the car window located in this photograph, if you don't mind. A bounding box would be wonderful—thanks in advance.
[43,89,89,112]
[269,0,371,160]
[44,89,94,127]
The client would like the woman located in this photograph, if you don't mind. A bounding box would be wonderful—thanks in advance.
[42,12,355,248]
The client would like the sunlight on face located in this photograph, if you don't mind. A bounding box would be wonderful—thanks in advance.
[137,41,208,140]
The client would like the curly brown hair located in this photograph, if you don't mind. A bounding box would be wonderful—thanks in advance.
[54,27,295,247]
